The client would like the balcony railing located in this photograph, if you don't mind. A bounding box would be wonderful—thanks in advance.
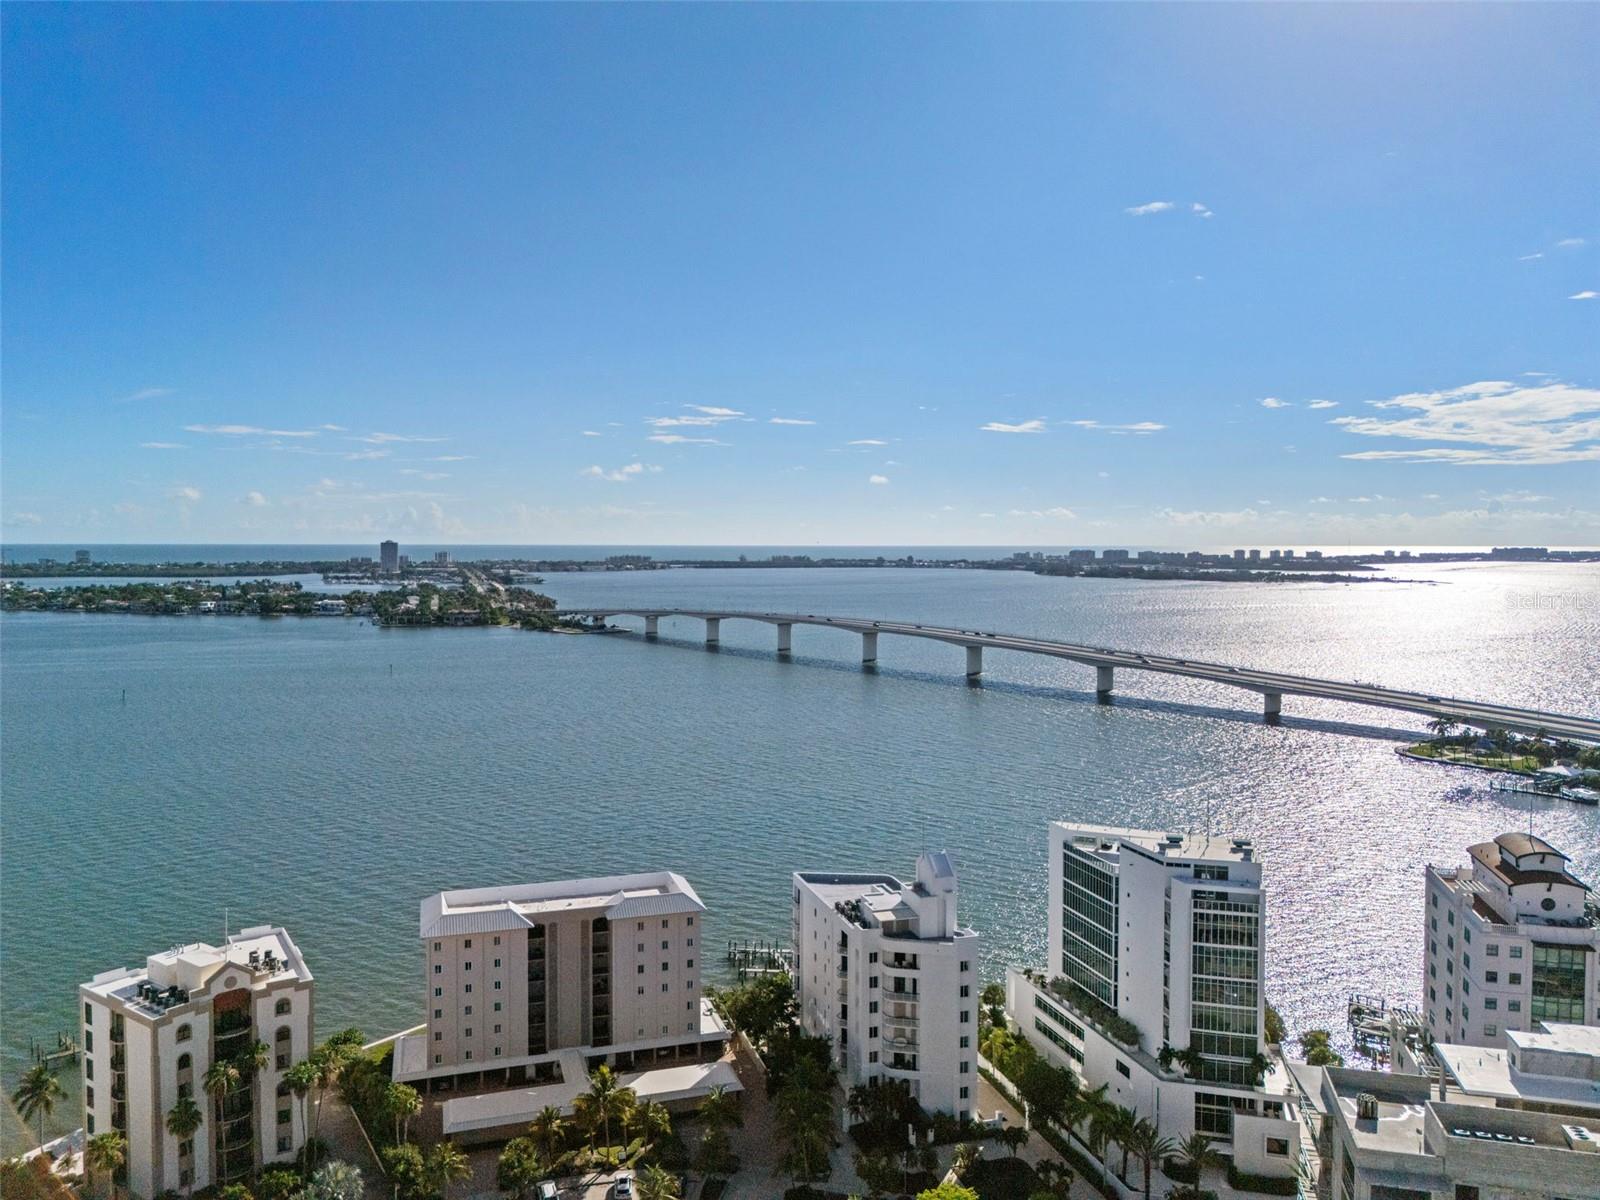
[885,957,920,971]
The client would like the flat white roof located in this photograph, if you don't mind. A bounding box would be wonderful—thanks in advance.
[1056,822,1260,865]
[442,1057,742,1135]
[1438,1042,1600,1112]
[420,871,705,938]
[83,925,310,1008]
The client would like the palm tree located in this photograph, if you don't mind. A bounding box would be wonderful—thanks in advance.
[85,1131,128,1200]
[284,1061,317,1148]
[11,1065,66,1147]
[950,1142,981,1180]
[578,1066,635,1150]
[1173,1133,1224,1189]
[697,1085,741,1136]
[1123,1118,1176,1198]
[775,1080,834,1184]
[1079,1084,1117,1160]
[527,1106,566,1163]
[1109,1105,1139,1180]
[633,1100,671,1146]
[1000,1126,1029,1158]
[495,1137,545,1200]
[203,1059,243,1182]
[387,1084,422,1145]
[309,1159,365,1200]
[309,1043,349,1145]
[425,1141,471,1200]
[165,1095,204,1200]
[634,1164,681,1200]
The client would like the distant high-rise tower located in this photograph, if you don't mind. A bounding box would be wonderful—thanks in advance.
[380,540,399,573]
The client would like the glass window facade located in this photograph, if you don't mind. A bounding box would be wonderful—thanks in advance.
[1190,890,1261,1085]
[1531,943,1587,1023]
[1061,844,1119,1006]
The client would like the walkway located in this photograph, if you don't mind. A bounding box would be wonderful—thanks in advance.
[555,608,1600,740]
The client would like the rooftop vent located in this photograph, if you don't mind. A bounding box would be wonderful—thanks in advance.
[1564,1125,1600,1154]
[1356,1093,1379,1120]
[1166,834,1184,846]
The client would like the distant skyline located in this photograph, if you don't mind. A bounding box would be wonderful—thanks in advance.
[3,4,1597,546]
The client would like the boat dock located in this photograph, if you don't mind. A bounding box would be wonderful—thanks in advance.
[726,938,792,980]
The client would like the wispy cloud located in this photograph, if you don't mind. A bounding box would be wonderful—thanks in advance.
[243,491,268,507]
[646,406,747,430]
[1331,379,1600,465]
[1125,201,1175,216]
[848,438,889,446]
[1557,237,1587,249]
[581,430,603,437]
[1518,252,1544,261]
[1483,489,1551,503]
[869,474,889,485]
[1570,290,1598,300]
[980,419,1046,434]
[647,434,725,446]
[354,432,449,444]
[343,449,391,461]
[184,424,318,437]
[140,441,186,449]
[1067,420,1166,434]
[169,485,202,503]
[581,462,661,483]
[4,511,44,526]
[1192,202,1214,219]
[114,387,174,404]
[1007,507,1076,519]
[769,417,816,426]
[319,424,347,432]
[1259,397,1291,409]
[431,455,473,462]
[1307,399,1340,410]
[400,469,450,481]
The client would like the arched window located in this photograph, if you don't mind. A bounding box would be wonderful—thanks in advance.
[177,1053,192,1071]
[275,998,291,1016]
[276,1026,292,1043]
[175,1024,192,1043]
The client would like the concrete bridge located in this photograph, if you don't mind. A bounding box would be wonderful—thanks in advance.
[555,607,1600,742]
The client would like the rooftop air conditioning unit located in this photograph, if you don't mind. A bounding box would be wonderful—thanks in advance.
[1562,1125,1599,1153]
[1356,1093,1379,1120]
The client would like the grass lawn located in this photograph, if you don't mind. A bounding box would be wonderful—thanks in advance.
[965,1157,1041,1199]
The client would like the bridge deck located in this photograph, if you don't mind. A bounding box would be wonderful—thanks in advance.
[554,608,1600,742]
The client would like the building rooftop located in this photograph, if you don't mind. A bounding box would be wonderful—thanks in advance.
[1495,832,1566,860]
[1468,841,1590,891]
[420,871,705,938]
[1055,822,1262,866]
[82,925,310,1013]
[1438,1040,1600,1113]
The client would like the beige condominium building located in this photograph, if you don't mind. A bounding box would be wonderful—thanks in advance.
[395,872,727,1089]
[1424,832,1598,1049]
[79,927,315,1200]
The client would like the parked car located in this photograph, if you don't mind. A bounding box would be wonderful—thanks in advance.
[612,1173,633,1199]
[537,1183,557,1200]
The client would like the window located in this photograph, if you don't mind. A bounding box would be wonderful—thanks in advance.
[1487,943,1499,956]
[1486,971,1498,983]
[493,958,501,968]
[464,939,472,949]
[278,1108,291,1126]
[687,916,694,926]
[1508,1000,1522,1012]
[1509,973,1522,985]
[960,960,970,972]
[1266,1138,1289,1156]
[638,987,644,996]
[662,919,669,928]
[434,987,442,997]
[869,952,878,963]
[434,964,442,974]
[661,962,669,972]
[868,1051,879,1063]
[869,1026,878,1039]
[434,1032,442,1042]
[869,976,878,989]
[959,985,970,998]
[176,1024,192,1042]
[85,1031,93,1052]
[959,1010,971,1024]
[494,1024,501,1034]
[433,941,441,951]
[638,965,645,974]
[494,980,501,991]
[493,936,501,946]
[960,1061,970,1074]
[687,959,695,969]
[276,998,291,1015]
[434,1009,442,1019]
[1484,1024,1497,1037]
[661,940,669,950]
[465,1050,473,1061]
[464,961,473,971]
[1484,998,1497,1010]
[464,1006,473,1016]
[869,1001,878,1013]
[86,1060,94,1081]
[86,1086,94,1107]
[464,983,473,993]
[1116,1060,1131,1078]
[433,1054,441,1065]
[493,1002,502,1012]
[960,1086,969,1100]
[661,984,669,993]
[1510,945,1523,958]
[1532,943,1587,1023]
[687,937,694,947]
[1454,1188,1480,1200]
[960,1036,969,1049]
[85,1002,93,1024]
[464,1027,472,1037]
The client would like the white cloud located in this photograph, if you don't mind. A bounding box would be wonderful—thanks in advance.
[869,474,889,485]
[1557,238,1587,248]
[581,430,603,437]
[648,434,725,445]
[849,439,889,446]
[1307,399,1340,410]
[355,432,449,444]
[169,486,202,503]
[1331,379,1600,465]
[319,424,347,432]
[1569,290,1598,300]
[582,462,661,483]
[769,417,816,425]
[114,387,174,404]
[431,455,473,462]
[343,449,391,461]
[140,441,186,449]
[4,511,44,526]
[980,419,1046,434]
[687,405,744,417]
[1125,201,1175,216]
[184,424,318,437]
[1518,252,1544,261]
[400,469,451,481]
[1259,397,1291,409]
[243,491,268,507]
[1483,489,1551,503]
[1007,507,1076,519]
[1192,202,1214,218]
[1068,420,1166,434]
[647,406,746,429]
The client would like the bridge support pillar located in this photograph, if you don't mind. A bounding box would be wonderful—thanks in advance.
[1096,664,1114,703]
[1263,691,1282,723]
[644,616,659,639]
[776,623,792,655]
[862,631,878,665]
[705,617,720,647]
[966,645,983,678]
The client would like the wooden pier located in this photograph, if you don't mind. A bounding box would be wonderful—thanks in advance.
[726,938,792,980]
[31,1032,79,1068]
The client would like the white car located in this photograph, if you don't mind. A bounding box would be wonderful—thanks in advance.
[612,1173,633,1199]
[537,1183,557,1200]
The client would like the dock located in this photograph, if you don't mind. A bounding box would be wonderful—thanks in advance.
[726,938,792,980]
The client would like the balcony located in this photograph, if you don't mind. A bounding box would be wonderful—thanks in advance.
[883,1035,918,1051]
[883,1055,920,1075]
[110,1051,126,1073]
[885,956,920,971]
[882,1010,918,1027]
[109,1023,125,1045]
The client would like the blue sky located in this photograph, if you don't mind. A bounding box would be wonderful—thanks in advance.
[3,4,1597,547]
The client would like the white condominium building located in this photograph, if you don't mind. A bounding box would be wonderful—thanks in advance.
[397,872,726,1088]
[79,927,315,1200]
[1007,824,1299,1177]
[792,852,982,1120]
[1424,832,1598,1049]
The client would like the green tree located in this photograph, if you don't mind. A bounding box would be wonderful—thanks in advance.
[424,1143,471,1200]
[851,1150,901,1199]
[707,973,796,1050]
[1299,1029,1345,1067]
[634,1164,681,1200]
[308,1160,364,1200]
[1264,1004,1286,1047]
[203,1059,243,1179]
[284,1061,318,1147]
[11,1065,66,1147]
[915,1185,979,1200]
[1173,1133,1224,1184]
[218,1184,253,1200]
[381,1144,427,1200]
[387,1084,422,1145]
[495,1137,545,1200]
[165,1095,204,1200]
[572,1065,635,1150]
[257,1169,303,1200]
[1123,1118,1175,1198]
[999,1126,1029,1158]
[527,1106,567,1163]
[85,1131,129,1200]
[950,1142,981,1180]
[1017,1057,1077,1127]
[775,1067,836,1183]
